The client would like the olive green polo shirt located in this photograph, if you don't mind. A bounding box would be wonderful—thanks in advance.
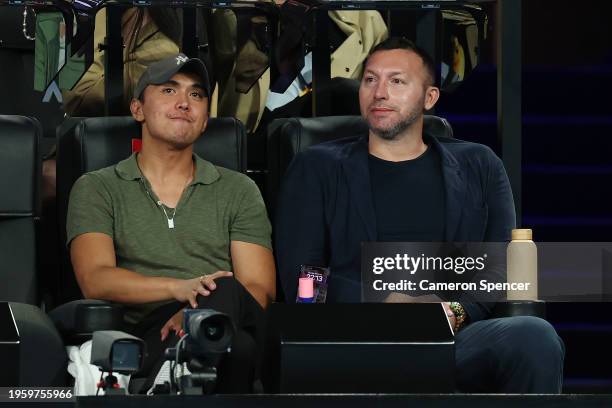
[66,153,272,324]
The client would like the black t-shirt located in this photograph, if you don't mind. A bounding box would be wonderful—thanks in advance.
[368,146,446,242]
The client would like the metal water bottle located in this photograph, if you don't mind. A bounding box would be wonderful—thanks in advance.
[506,228,538,300]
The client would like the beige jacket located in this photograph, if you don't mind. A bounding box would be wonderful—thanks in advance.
[62,9,180,116]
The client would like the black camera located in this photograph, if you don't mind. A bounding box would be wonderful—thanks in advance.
[183,309,234,356]
[90,330,145,394]
[91,330,144,375]
[158,309,235,395]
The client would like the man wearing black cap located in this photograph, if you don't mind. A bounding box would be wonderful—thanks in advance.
[67,54,275,393]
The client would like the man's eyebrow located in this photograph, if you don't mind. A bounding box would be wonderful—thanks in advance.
[363,69,406,76]
[190,83,205,91]
[386,71,407,76]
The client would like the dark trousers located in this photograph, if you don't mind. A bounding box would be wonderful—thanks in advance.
[455,316,565,393]
[127,277,264,394]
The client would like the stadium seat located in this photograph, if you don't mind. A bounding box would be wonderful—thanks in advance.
[51,116,248,334]
[0,115,67,386]
[0,115,41,304]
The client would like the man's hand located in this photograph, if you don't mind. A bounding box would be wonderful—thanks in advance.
[169,271,234,308]
[160,308,184,341]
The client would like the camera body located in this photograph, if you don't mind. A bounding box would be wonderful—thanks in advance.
[90,330,145,375]
[183,309,235,357]
[167,309,236,394]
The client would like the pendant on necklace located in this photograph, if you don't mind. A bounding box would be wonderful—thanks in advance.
[168,218,175,229]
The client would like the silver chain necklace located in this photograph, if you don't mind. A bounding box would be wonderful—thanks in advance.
[146,173,193,229]
[158,201,177,229]
[139,158,194,229]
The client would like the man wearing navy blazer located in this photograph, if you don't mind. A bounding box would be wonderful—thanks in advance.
[275,37,564,393]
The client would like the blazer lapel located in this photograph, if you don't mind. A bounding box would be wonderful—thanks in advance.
[341,137,377,241]
[428,136,467,241]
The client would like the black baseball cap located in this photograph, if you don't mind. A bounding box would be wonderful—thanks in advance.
[134,53,211,100]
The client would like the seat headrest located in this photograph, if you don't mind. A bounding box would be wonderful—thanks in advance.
[271,114,453,177]
[0,115,40,215]
[278,115,453,154]
[73,116,247,174]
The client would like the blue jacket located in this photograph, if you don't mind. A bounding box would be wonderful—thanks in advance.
[275,131,516,323]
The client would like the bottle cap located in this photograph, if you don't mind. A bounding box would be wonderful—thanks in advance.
[512,228,533,240]
[298,277,314,299]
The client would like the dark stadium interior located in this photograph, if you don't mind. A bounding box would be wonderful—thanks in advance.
[1,0,612,401]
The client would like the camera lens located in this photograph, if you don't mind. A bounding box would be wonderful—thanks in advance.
[204,322,224,341]
[185,309,234,355]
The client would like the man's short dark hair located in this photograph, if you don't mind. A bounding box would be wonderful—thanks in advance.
[363,37,437,87]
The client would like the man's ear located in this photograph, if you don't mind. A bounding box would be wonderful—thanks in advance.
[130,98,145,122]
[424,86,440,111]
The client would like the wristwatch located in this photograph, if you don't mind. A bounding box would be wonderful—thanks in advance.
[449,302,467,332]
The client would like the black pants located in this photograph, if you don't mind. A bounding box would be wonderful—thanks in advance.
[126,277,264,394]
[455,316,565,393]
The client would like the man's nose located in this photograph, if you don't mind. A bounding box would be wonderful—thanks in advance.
[374,81,389,100]
[176,93,190,111]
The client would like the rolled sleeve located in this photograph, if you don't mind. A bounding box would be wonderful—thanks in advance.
[66,173,114,247]
[229,177,272,250]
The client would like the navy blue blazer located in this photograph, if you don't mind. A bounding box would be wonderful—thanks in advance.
[275,131,516,323]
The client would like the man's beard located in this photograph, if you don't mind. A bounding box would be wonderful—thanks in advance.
[367,104,424,141]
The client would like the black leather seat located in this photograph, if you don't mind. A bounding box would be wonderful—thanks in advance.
[0,115,41,304]
[0,115,67,386]
[51,116,248,339]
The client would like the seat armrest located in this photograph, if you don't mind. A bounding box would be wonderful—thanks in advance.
[48,300,124,345]
[9,302,68,386]
[490,300,546,319]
